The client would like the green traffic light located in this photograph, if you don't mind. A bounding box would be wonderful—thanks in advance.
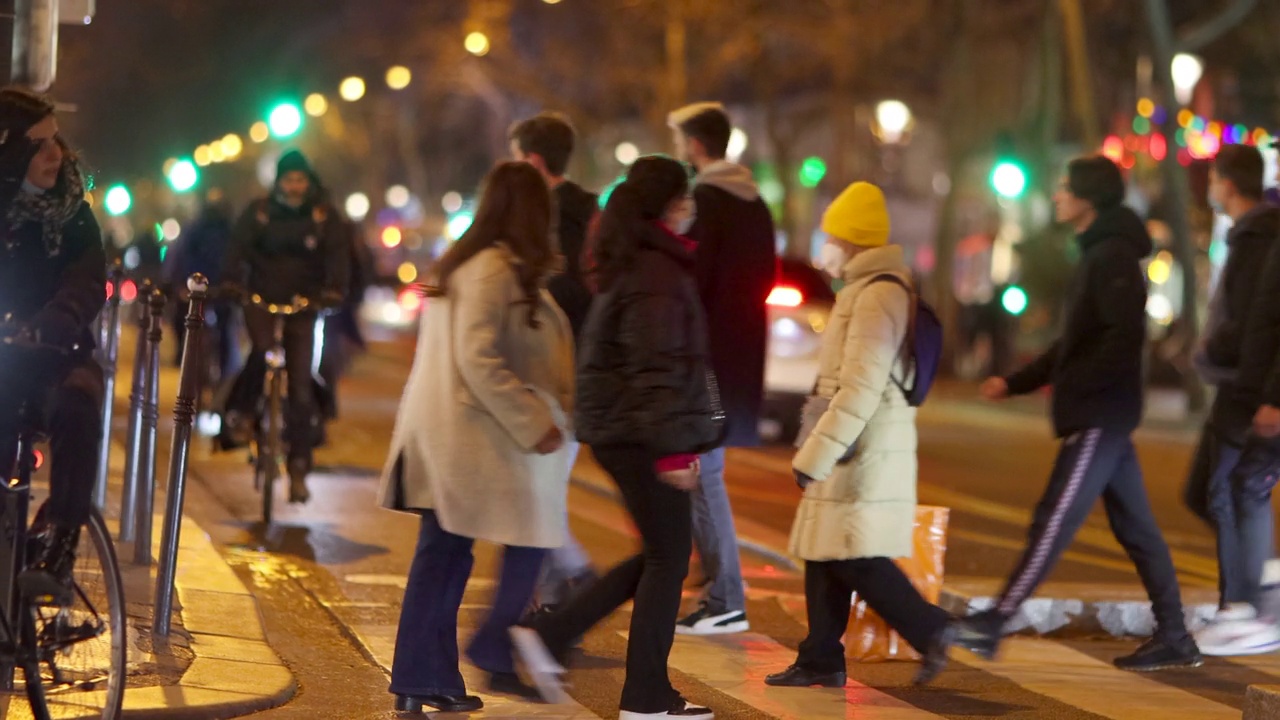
[1001,285,1028,315]
[799,156,827,188]
[268,103,303,139]
[990,161,1027,199]
[104,185,132,216]
[167,160,198,193]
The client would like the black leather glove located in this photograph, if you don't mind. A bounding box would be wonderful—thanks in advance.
[794,469,816,490]
[31,307,80,349]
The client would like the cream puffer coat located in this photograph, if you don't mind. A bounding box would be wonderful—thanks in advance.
[789,244,916,561]
[377,245,576,549]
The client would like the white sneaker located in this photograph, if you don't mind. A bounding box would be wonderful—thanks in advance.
[1195,606,1280,657]
[675,606,749,636]
[619,700,714,719]
[509,627,569,704]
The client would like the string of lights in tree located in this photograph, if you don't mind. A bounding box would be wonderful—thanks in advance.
[1102,98,1273,168]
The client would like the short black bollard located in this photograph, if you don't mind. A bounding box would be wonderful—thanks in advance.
[94,259,124,510]
[118,279,153,544]
[154,274,208,637]
[132,288,166,567]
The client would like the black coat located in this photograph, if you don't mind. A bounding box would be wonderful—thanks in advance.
[576,225,724,457]
[1202,204,1280,438]
[689,183,777,447]
[547,181,598,340]
[1005,205,1152,437]
[223,197,349,304]
[1231,208,1280,415]
[0,202,105,349]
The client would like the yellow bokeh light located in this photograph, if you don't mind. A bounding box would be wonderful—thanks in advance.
[1177,109,1194,128]
[465,31,491,57]
[397,262,419,284]
[1147,257,1171,285]
[208,142,226,163]
[221,133,243,159]
[1136,98,1154,118]
[194,145,212,167]
[250,122,270,143]
[304,93,328,117]
[340,76,366,102]
[386,66,412,90]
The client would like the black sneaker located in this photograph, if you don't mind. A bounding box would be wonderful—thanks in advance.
[949,615,1002,661]
[19,523,79,607]
[914,622,957,685]
[288,457,311,504]
[676,605,749,636]
[1113,635,1204,672]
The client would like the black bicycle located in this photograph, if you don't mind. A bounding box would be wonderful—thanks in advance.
[0,336,127,719]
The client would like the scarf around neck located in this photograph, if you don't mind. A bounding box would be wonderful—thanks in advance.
[6,160,87,257]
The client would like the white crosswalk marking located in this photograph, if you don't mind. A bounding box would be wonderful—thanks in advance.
[966,638,1239,719]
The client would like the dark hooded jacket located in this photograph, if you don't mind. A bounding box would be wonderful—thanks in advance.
[688,161,777,447]
[1004,205,1153,437]
[1231,213,1280,418]
[547,180,598,339]
[222,152,348,304]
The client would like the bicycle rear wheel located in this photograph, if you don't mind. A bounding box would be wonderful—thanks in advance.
[18,508,127,719]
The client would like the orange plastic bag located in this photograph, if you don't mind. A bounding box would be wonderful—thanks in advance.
[844,505,949,662]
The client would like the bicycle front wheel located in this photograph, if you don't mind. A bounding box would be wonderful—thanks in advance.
[22,508,127,719]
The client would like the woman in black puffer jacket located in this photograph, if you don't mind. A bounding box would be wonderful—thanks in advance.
[512,156,723,720]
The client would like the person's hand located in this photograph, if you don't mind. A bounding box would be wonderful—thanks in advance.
[658,459,700,491]
[1255,405,1280,438]
[534,426,564,455]
[794,469,817,490]
[979,377,1010,402]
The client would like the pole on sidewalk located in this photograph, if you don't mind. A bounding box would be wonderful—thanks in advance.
[154,274,208,637]
[118,279,153,543]
[93,260,124,510]
[133,288,165,567]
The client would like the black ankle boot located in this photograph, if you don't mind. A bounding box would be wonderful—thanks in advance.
[288,457,311,504]
[20,522,79,606]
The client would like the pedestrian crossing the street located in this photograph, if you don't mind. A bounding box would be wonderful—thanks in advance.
[321,581,1273,720]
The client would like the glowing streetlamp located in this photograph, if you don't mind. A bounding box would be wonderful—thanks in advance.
[340,76,366,102]
[465,32,491,57]
[386,66,412,90]
[304,93,329,117]
[1171,53,1203,106]
[875,100,912,144]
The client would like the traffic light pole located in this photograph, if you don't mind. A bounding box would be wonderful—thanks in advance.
[10,0,58,92]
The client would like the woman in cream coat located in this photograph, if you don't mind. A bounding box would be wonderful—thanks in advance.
[377,162,575,714]
[766,182,953,691]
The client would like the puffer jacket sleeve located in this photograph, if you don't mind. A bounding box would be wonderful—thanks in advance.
[793,281,908,481]
[616,289,696,455]
[453,262,556,450]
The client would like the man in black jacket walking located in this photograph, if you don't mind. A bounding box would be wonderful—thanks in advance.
[668,103,777,636]
[510,113,601,611]
[940,156,1201,672]
[1181,146,1280,652]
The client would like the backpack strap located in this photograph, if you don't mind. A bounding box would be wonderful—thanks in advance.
[867,273,917,398]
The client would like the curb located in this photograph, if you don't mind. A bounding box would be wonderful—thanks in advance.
[1245,685,1280,720]
[120,515,296,719]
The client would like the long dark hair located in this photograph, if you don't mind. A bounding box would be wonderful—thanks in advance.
[592,155,689,291]
[427,161,553,327]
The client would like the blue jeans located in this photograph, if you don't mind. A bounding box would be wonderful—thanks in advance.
[1228,436,1280,611]
[690,447,746,614]
[1183,422,1248,606]
[389,510,548,697]
[537,443,594,605]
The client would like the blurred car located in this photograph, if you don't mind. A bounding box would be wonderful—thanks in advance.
[360,284,422,331]
[761,258,835,442]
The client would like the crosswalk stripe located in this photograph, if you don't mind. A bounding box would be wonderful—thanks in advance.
[651,631,946,719]
[967,637,1239,719]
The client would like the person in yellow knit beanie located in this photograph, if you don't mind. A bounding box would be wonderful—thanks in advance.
[817,181,891,277]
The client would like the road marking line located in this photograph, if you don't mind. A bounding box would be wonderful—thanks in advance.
[966,637,1238,719]
[635,631,946,719]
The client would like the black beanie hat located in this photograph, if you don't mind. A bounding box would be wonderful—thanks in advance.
[276,149,313,179]
[1067,155,1126,212]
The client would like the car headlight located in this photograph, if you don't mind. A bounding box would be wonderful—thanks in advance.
[770,317,820,358]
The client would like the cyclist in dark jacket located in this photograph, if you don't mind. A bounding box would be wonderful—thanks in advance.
[0,87,106,605]
[220,150,348,503]
[513,156,722,720]
[166,193,239,379]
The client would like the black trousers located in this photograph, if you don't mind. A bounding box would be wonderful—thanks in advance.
[0,358,102,527]
[531,444,691,714]
[225,307,317,465]
[972,428,1188,640]
[796,558,949,674]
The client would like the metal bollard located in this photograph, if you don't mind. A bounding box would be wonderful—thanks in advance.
[132,288,165,566]
[154,274,208,637]
[118,279,153,543]
[93,260,124,510]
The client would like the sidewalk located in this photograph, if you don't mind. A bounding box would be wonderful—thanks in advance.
[100,345,295,718]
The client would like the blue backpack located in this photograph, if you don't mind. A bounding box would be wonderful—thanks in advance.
[871,274,942,407]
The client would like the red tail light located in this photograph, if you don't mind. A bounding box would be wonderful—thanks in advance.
[121,280,138,303]
[105,281,115,300]
[767,286,803,308]
[33,449,43,470]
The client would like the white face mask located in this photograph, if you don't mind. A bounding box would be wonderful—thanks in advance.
[819,243,851,278]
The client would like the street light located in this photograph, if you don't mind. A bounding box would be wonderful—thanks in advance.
[168,160,198,193]
[386,185,411,209]
[194,144,212,167]
[386,65,412,90]
[615,142,639,165]
[345,192,371,221]
[990,161,1027,199]
[442,191,463,214]
[1171,53,1203,106]
[249,121,270,144]
[221,133,243,160]
[465,31,491,57]
[875,99,912,144]
[340,76,366,102]
[304,93,328,117]
[268,103,303,139]
[104,185,131,216]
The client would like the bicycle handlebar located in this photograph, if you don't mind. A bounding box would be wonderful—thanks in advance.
[245,294,314,316]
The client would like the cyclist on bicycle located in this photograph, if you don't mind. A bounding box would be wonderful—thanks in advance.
[0,88,107,605]
[219,150,347,504]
